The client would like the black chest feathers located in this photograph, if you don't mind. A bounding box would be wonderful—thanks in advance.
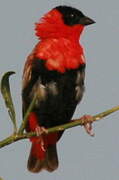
[22,60,85,128]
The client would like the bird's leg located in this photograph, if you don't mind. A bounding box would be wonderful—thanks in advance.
[35,126,48,152]
[80,115,95,136]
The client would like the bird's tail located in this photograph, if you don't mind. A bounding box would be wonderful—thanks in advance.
[27,141,58,173]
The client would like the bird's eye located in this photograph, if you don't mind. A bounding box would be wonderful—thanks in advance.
[70,14,75,18]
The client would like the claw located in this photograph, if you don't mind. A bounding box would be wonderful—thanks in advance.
[81,115,95,136]
[84,122,94,136]
[35,126,48,136]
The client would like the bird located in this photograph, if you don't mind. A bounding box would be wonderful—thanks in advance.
[22,5,95,173]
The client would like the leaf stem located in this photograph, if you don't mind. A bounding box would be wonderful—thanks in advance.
[18,94,37,134]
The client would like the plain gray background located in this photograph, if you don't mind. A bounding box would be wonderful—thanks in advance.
[0,0,119,180]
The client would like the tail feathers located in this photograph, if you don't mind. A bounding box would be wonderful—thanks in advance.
[27,143,58,173]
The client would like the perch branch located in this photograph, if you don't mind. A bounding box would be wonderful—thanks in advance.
[0,105,119,148]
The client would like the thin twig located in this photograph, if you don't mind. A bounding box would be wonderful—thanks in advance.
[0,105,119,148]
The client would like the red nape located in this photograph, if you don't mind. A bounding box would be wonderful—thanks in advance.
[35,9,84,40]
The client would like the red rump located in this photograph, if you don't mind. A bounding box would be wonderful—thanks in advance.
[31,140,45,160]
[28,112,59,160]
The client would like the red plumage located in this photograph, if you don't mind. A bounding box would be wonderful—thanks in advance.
[34,38,85,73]
[29,112,59,160]
[35,9,84,40]
[35,8,85,73]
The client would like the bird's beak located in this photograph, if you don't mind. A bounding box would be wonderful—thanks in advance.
[79,16,95,26]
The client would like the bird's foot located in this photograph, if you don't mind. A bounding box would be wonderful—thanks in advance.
[35,126,48,152]
[35,126,48,136]
[81,115,94,136]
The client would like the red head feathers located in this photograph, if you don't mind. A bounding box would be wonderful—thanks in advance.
[35,9,84,41]
[34,6,95,72]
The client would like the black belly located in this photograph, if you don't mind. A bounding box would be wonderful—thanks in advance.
[22,60,85,129]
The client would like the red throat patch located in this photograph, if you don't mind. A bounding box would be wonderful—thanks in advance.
[35,38,85,73]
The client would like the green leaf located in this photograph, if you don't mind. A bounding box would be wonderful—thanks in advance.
[0,71,17,132]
